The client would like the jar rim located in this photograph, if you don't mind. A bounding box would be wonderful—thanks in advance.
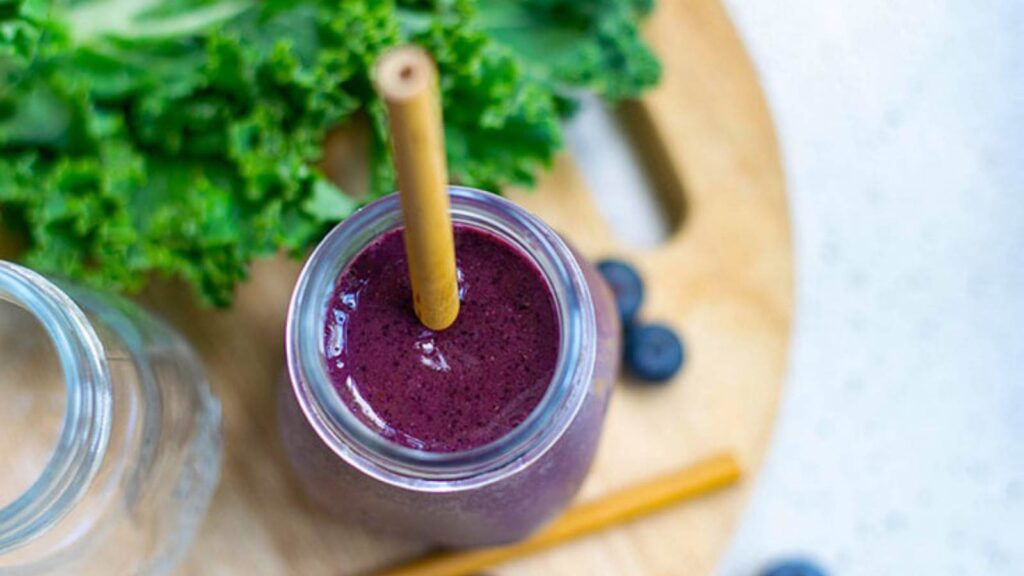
[0,262,111,552]
[286,187,597,491]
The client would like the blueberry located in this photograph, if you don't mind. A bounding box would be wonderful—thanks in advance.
[624,323,684,383]
[760,559,827,576]
[596,259,644,325]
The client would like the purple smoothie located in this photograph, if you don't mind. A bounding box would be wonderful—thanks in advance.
[324,225,559,453]
[280,189,619,546]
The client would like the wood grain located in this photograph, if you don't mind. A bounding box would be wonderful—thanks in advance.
[147,0,791,573]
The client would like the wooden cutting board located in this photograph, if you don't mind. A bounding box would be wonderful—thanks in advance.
[137,0,793,573]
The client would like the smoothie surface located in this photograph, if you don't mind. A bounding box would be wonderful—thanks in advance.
[324,224,559,452]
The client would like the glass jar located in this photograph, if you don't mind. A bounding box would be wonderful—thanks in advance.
[280,186,619,547]
[0,261,222,574]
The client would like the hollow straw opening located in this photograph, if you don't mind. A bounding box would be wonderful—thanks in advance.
[375,46,435,101]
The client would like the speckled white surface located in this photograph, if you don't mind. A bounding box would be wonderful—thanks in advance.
[713,1,1024,574]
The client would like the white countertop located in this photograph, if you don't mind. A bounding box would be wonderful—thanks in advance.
[717,1,1023,573]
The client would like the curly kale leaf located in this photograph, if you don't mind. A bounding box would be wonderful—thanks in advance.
[0,0,659,305]
[475,0,661,107]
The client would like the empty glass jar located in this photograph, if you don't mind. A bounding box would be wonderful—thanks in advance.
[0,261,222,575]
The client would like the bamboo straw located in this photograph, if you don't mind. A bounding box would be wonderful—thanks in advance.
[375,46,459,330]
[375,453,743,576]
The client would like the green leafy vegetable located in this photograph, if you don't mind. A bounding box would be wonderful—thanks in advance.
[0,0,659,305]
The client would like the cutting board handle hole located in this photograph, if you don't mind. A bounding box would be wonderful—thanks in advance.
[566,95,687,248]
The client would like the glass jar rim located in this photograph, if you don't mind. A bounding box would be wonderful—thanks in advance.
[0,262,111,552]
[286,187,597,491]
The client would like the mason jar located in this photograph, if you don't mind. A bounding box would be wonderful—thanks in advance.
[0,261,222,574]
[279,186,619,546]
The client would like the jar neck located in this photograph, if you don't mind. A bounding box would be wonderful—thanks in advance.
[0,262,111,552]
[287,187,596,490]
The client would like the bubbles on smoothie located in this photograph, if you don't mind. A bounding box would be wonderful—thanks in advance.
[326,309,347,359]
[414,336,451,372]
[456,267,468,300]
[340,291,359,310]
